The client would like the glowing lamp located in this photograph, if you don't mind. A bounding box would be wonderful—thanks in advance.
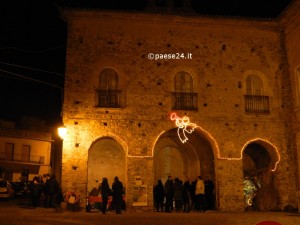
[58,126,67,139]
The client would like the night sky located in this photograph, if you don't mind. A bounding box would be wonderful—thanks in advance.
[0,0,294,126]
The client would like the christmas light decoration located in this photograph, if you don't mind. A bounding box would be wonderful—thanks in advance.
[169,113,280,171]
[170,113,197,143]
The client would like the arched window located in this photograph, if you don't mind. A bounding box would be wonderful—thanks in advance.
[97,68,121,108]
[172,71,197,110]
[246,75,263,95]
[244,74,269,114]
[99,68,118,91]
[175,71,193,93]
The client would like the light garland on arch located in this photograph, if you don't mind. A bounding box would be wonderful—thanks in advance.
[169,113,281,171]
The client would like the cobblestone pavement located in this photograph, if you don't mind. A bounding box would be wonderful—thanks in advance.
[1,199,299,225]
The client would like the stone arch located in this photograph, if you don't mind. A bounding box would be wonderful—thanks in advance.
[153,126,217,208]
[241,138,280,172]
[87,136,127,194]
[242,139,280,211]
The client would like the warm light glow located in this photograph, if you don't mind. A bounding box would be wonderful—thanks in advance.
[218,138,280,171]
[58,126,67,139]
[170,113,197,143]
[169,113,280,171]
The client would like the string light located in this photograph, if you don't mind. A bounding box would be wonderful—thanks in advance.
[170,113,197,143]
[169,113,280,171]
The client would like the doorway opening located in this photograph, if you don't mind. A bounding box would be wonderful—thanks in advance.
[243,141,279,211]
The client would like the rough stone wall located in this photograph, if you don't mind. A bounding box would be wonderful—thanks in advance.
[61,9,298,211]
[280,0,300,211]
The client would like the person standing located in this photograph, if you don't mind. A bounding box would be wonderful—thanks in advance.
[173,178,183,213]
[112,176,123,214]
[204,176,214,210]
[164,176,174,213]
[195,176,205,212]
[29,177,40,208]
[99,178,110,214]
[182,180,191,213]
[190,178,196,211]
[154,179,165,212]
[45,175,59,208]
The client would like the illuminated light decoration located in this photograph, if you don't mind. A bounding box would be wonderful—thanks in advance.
[240,138,280,172]
[102,133,153,158]
[90,132,129,156]
[217,138,280,171]
[106,132,129,155]
[169,113,280,171]
[170,113,197,143]
[127,155,154,158]
[149,131,165,157]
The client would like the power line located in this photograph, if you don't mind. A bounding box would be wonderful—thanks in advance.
[0,69,63,90]
[0,61,64,77]
[0,45,66,54]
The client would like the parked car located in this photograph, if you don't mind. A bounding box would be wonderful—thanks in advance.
[11,182,29,197]
[0,180,14,199]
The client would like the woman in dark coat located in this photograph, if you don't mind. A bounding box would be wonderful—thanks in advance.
[173,178,183,212]
[112,176,123,214]
[100,178,110,214]
[29,177,40,208]
[154,179,165,212]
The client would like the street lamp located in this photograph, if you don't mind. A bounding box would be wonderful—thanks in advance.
[58,125,67,139]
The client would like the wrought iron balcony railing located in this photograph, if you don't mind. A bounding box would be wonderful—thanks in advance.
[244,95,270,114]
[172,92,198,110]
[97,90,122,108]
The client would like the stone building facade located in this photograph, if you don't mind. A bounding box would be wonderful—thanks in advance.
[60,1,300,211]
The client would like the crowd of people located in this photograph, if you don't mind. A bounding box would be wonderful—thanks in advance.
[153,175,215,213]
[28,174,214,213]
[28,174,63,209]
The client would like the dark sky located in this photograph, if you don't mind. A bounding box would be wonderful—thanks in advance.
[0,0,294,126]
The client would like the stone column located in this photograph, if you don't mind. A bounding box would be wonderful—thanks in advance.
[126,157,154,211]
[216,159,245,211]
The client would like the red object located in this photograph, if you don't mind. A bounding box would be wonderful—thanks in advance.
[88,196,102,204]
[256,221,282,225]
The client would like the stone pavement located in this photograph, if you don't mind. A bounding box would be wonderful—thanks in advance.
[1,199,300,225]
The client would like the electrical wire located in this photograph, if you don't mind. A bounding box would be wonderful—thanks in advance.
[0,69,63,89]
[0,61,64,77]
[0,45,66,54]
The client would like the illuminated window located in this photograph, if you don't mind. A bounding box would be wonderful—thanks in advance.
[172,71,197,110]
[97,68,121,108]
[244,75,269,114]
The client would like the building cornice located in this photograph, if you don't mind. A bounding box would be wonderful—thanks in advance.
[61,8,281,32]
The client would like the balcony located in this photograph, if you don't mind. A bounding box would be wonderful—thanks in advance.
[172,92,198,110]
[0,152,45,165]
[97,90,122,108]
[244,95,270,114]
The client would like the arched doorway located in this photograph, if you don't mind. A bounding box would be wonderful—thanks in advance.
[87,137,126,194]
[153,128,216,208]
[242,141,279,211]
